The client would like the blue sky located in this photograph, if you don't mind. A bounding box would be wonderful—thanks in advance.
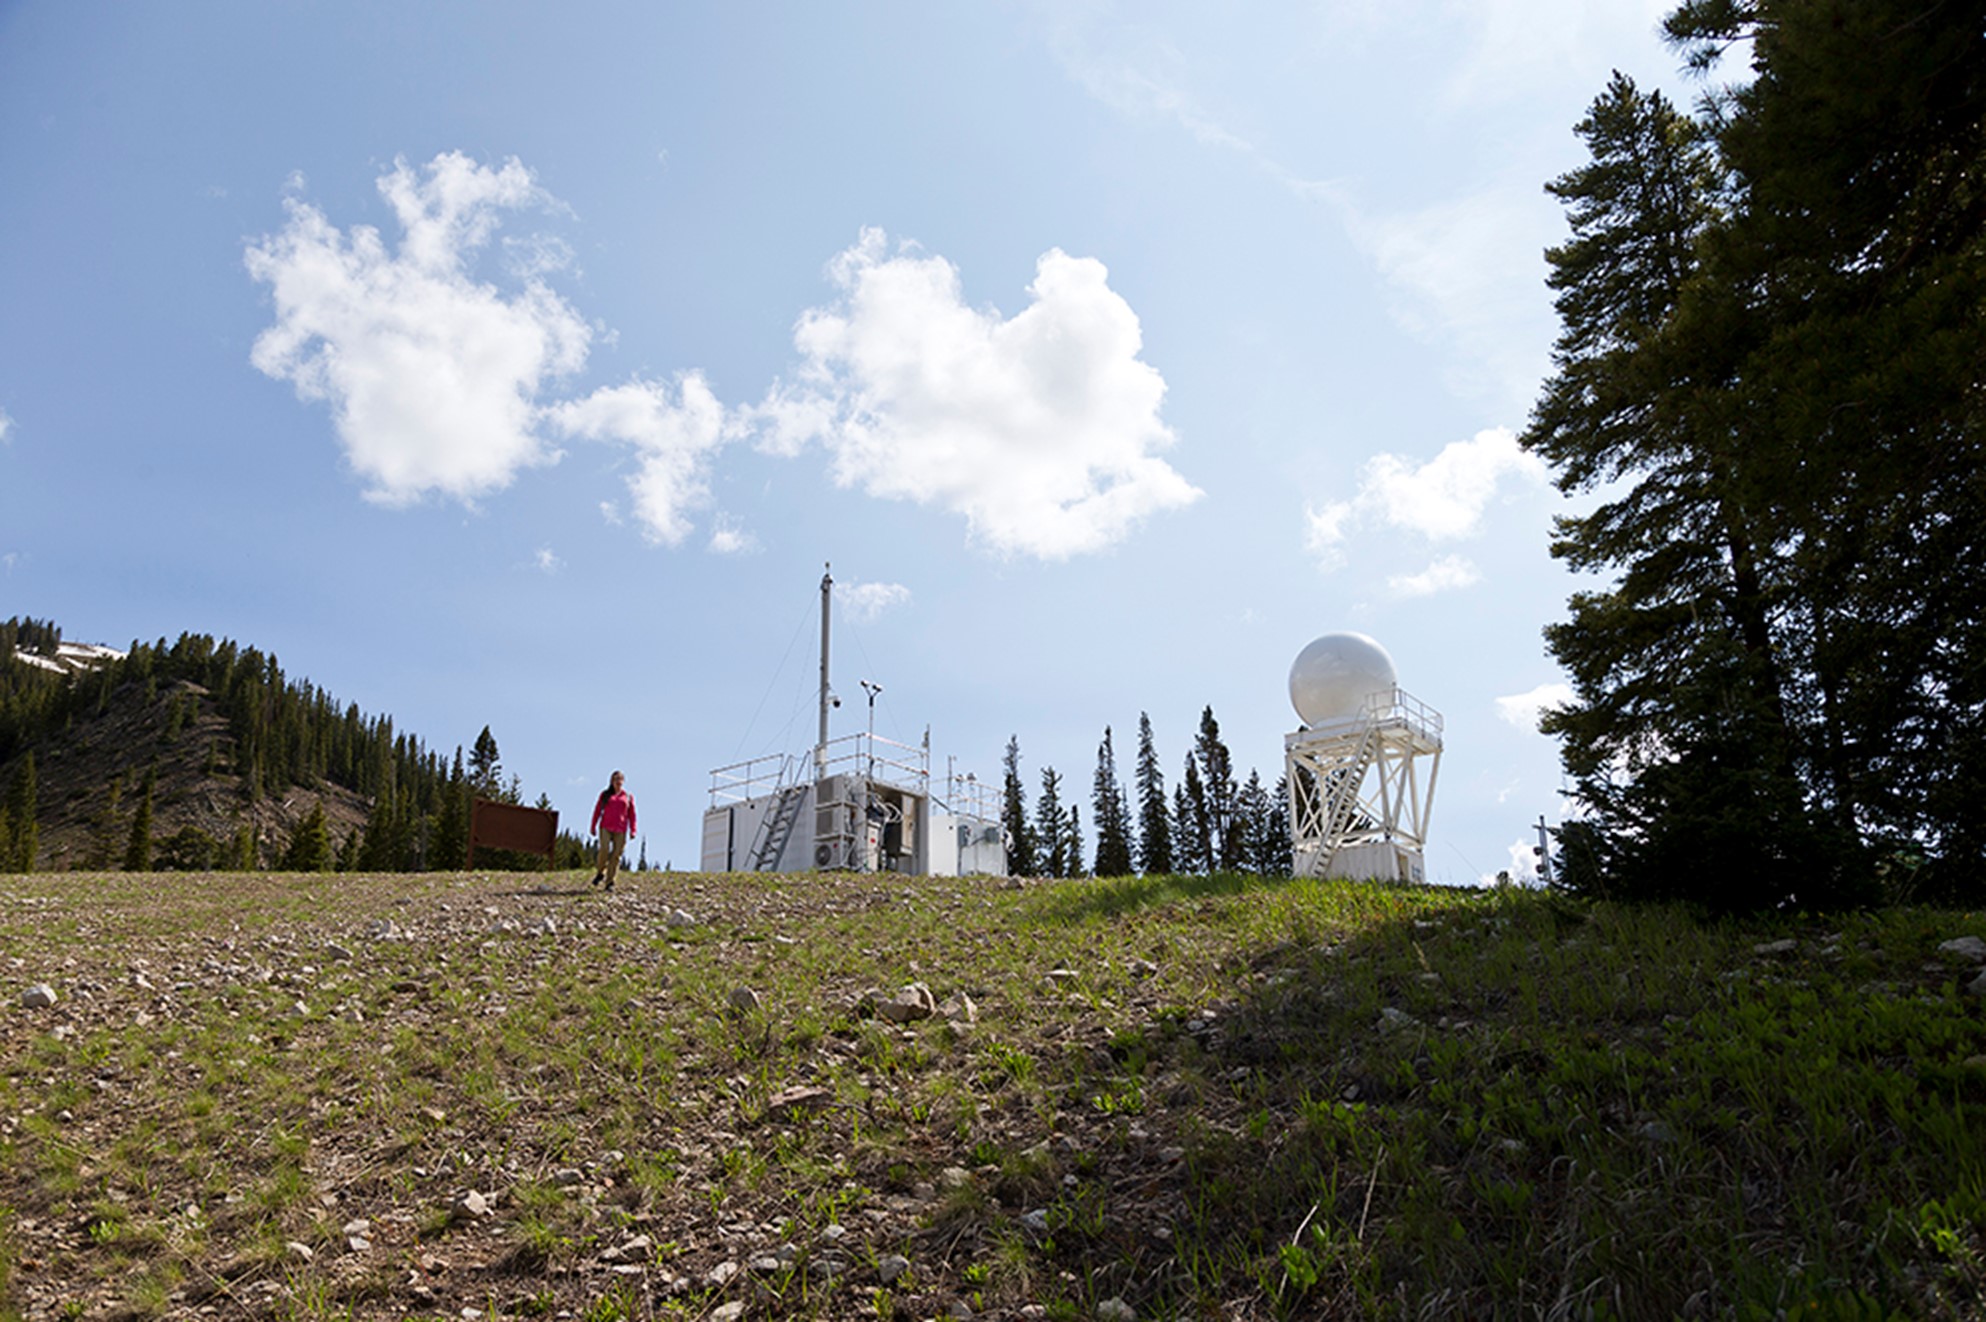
[1,2,1691,881]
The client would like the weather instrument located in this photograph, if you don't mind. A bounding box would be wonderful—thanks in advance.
[1284,632,1443,882]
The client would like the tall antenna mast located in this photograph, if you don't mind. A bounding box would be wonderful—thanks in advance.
[816,563,833,785]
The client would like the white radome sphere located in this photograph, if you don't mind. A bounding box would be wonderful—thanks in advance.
[1289,633,1398,727]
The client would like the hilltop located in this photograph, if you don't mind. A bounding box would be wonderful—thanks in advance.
[1,619,565,873]
[4,866,1985,1319]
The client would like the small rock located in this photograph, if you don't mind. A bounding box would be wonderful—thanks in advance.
[667,908,697,928]
[939,993,978,1025]
[1939,936,1986,963]
[1753,939,1798,956]
[709,1304,746,1322]
[326,942,355,962]
[878,1253,912,1284]
[1045,968,1080,985]
[938,1165,973,1189]
[764,1085,834,1120]
[533,916,557,937]
[1021,1209,1050,1234]
[450,1190,491,1221]
[20,984,57,1009]
[1098,1299,1136,1322]
[1637,1120,1676,1145]
[1967,971,1986,998]
[551,1168,584,1187]
[879,983,935,1023]
[1378,1006,1418,1031]
[285,1241,314,1262]
[728,986,762,1015]
[705,1260,740,1287]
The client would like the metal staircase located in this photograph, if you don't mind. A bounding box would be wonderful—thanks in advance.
[1317,724,1380,873]
[747,763,807,872]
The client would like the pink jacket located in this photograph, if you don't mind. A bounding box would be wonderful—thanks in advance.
[592,789,636,837]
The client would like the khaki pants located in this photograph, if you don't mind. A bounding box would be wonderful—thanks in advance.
[596,830,628,885]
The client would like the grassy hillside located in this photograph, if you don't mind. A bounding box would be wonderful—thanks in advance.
[3,869,1984,1320]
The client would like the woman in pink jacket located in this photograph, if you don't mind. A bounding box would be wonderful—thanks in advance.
[589,770,637,890]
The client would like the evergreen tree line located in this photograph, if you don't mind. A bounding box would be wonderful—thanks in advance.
[1527,1,1986,909]
[999,707,1292,879]
[0,620,589,872]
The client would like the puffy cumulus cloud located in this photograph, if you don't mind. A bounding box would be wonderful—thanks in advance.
[1387,554,1481,597]
[1495,682,1574,733]
[245,153,590,507]
[1306,426,1546,569]
[752,229,1200,559]
[833,579,912,624]
[547,372,734,546]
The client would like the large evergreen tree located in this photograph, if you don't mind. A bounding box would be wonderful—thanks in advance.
[1001,735,1037,876]
[1531,2,1986,905]
[1133,713,1172,875]
[1091,727,1134,877]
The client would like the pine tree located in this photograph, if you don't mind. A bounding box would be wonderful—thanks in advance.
[1232,770,1271,874]
[431,750,469,870]
[3,752,36,871]
[1194,708,1239,870]
[1091,727,1134,877]
[1036,767,1067,878]
[468,726,502,799]
[1001,736,1037,876]
[1174,756,1212,874]
[1133,713,1171,875]
[122,769,155,871]
[1525,70,1838,907]
[232,821,257,871]
[283,801,333,872]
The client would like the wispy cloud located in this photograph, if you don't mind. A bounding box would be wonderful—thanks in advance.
[533,547,562,574]
[0,407,14,445]
[1495,682,1574,733]
[752,228,1200,559]
[833,579,912,623]
[245,152,590,507]
[1306,427,1547,570]
[707,516,759,556]
[1388,554,1481,597]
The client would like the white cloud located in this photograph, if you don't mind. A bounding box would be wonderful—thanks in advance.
[707,515,758,556]
[834,579,912,623]
[1389,554,1481,597]
[0,408,13,444]
[1495,682,1574,733]
[2,552,19,575]
[548,372,734,546]
[244,152,591,507]
[751,228,1200,559]
[533,547,562,574]
[1306,426,1547,569]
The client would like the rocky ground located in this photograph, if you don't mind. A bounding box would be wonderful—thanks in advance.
[0,870,1246,1322]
